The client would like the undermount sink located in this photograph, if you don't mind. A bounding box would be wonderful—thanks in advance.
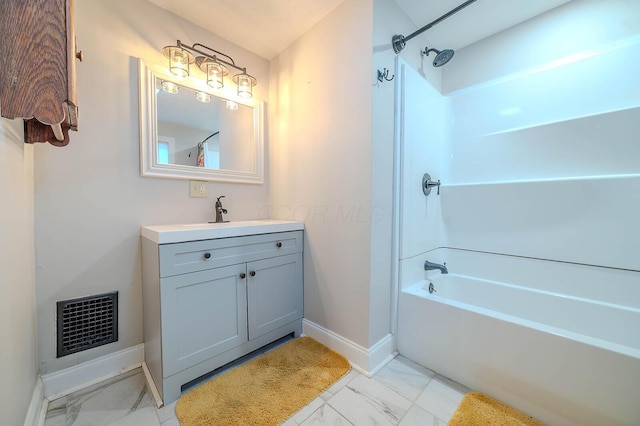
[141,219,304,244]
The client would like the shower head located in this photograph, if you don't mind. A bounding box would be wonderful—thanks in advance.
[422,47,455,67]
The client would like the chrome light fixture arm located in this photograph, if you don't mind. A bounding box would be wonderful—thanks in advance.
[163,39,257,98]
[177,40,243,74]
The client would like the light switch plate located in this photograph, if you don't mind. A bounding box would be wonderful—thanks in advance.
[189,180,208,198]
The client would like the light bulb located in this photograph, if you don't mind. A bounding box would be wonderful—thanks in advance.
[161,81,179,94]
[206,62,225,90]
[163,45,194,79]
[196,91,211,103]
[234,73,255,99]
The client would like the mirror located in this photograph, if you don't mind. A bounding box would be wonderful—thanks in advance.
[138,60,264,184]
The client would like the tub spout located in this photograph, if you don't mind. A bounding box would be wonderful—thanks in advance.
[424,260,448,274]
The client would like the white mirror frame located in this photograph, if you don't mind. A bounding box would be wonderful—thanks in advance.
[138,59,265,184]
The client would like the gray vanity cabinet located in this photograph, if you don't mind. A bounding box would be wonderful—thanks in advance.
[141,230,303,405]
[161,263,248,377]
[247,253,303,340]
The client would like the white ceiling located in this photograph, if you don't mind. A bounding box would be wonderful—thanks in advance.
[148,0,571,60]
[394,0,571,51]
[148,0,346,60]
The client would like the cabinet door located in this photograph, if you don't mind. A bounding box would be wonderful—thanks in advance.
[161,264,247,377]
[247,253,303,340]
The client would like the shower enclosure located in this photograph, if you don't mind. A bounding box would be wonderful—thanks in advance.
[392,24,640,426]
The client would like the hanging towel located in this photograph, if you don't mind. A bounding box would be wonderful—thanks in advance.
[197,141,205,167]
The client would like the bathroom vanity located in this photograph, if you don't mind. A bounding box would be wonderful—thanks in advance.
[140,220,304,405]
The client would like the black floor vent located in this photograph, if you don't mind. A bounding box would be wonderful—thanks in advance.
[56,292,118,358]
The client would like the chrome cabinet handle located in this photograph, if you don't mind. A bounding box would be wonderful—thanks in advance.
[250,271,256,277]
[276,242,282,248]
[203,252,211,259]
[239,272,246,279]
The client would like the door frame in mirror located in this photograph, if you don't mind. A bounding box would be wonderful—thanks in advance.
[138,59,265,184]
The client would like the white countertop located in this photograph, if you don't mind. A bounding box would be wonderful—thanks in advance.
[141,220,304,244]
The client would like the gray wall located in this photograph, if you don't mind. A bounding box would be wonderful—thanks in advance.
[0,116,37,424]
[33,0,271,374]
[269,0,375,348]
[371,0,442,345]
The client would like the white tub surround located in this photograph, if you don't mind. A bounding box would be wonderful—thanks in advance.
[399,289,639,426]
[398,270,640,426]
[393,8,640,424]
[397,246,640,425]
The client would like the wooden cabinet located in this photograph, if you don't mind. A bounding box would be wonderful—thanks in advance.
[0,0,80,146]
[141,230,304,405]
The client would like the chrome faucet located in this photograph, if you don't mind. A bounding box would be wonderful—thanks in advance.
[424,260,448,274]
[215,196,228,223]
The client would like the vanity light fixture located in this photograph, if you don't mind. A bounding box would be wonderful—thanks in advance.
[161,80,179,94]
[197,58,228,90]
[195,91,211,103]
[162,40,257,99]
[233,71,257,99]
[162,45,194,79]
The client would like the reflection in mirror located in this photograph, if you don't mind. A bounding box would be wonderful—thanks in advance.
[139,60,264,184]
[156,79,255,172]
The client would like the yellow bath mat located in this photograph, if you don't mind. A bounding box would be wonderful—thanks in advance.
[448,391,546,426]
[175,336,351,426]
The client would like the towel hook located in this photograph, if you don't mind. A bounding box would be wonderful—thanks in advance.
[377,68,395,83]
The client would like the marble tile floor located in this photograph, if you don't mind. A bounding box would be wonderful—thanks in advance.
[44,353,471,426]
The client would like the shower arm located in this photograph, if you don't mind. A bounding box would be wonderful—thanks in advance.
[392,0,479,54]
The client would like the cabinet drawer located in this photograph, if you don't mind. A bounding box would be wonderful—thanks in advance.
[159,231,303,277]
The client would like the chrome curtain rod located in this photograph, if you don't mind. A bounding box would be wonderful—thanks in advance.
[392,0,479,54]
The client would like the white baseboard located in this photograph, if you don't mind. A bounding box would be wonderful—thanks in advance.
[28,327,395,422]
[142,361,163,408]
[302,319,397,377]
[41,344,145,401]
[23,377,46,426]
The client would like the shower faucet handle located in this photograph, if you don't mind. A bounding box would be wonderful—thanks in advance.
[427,179,441,195]
[422,173,441,196]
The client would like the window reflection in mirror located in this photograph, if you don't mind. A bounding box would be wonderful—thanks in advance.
[155,78,255,172]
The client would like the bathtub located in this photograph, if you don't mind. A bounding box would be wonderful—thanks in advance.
[398,274,640,426]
